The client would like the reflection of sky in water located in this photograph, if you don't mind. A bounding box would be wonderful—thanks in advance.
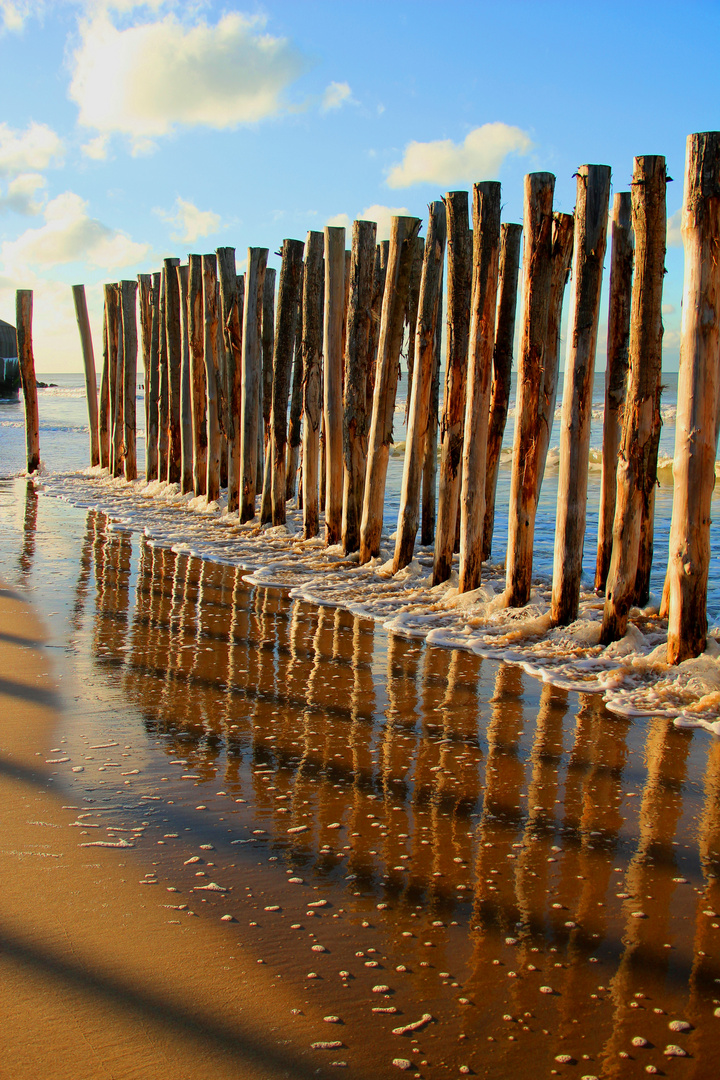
[1,480,719,1078]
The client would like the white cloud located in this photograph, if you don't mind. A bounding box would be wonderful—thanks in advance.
[0,0,38,32]
[0,121,64,177]
[326,203,412,242]
[156,196,221,243]
[326,212,351,232]
[2,191,149,272]
[0,172,46,215]
[662,302,676,316]
[321,81,352,112]
[386,122,533,189]
[667,209,683,247]
[81,134,110,161]
[69,11,307,146]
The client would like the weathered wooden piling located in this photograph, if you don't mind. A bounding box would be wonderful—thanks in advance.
[105,284,121,476]
[157,268,169,480]
[504,173,555,604]
[458,182,502,593]
[595,193,634,594]
[137,274,153,477]
[667,132,720,664]
[360,215,422,563]
[420,260,443,547]
[393,202,446,572]
[217,248,243,511]
[120,279,138,482]
[368,240,390,390]
[342,219,377,554]
[551,164,612,626]
[262,268,276,452]
[177,264,193,495]
[240,248,268,521]
[323,226,346,544]
[600,161,666,642]
[15,289,40,473]
[482,222,522,561]
[404,235,425,419]
[432,191,472,584]
[164,257,181,484]
[111,283,124,478]
[146,272,161,481]
[286,271,304,502]
[202,253,221,503]
[187,255,207,496]
[301,231,325,538]
[71,284,99,467]
[267,238,304,525]
[99,294,110,470]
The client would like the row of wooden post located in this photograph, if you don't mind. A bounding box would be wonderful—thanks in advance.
[51,129,719,668]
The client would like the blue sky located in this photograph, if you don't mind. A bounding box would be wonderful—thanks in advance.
[0,0,717,372]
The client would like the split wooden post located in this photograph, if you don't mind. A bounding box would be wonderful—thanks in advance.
[145,273,161,481]
[120,279,138,482]
[157,268,169,480]
[342,219,377,554]
[99,293,110,469]
[595,193,633,594]
[187,255,207,496]
[667,132,720,663]
[323,226,346,544]
[105,284,121,476]
[217,248,243,511]
[137,274,153,478]
[240,247,268,521]
[504,173,555,604]
[262,268,277,455]
[551,164,612,626]
[359,215,422,563]
[458,182,502,592]
[177,264,193,495]
[164,257,182,484]
[420,260,443,547]
[482,223,522,561]
[393,201,446,572]
[301,231,325,538]
[71,284,99,467]
[286,268,304,502]
[15,290,40,473]
[268,238,304,525]
[404,236,425,416]
[432,191,472,584]
[601,160,666,641]
[368,240,390,389]
[111,284,124,478]
[202,253,221,503]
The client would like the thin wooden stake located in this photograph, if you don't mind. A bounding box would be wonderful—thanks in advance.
[551,164,612,626]
[323,226,346,544]
[217,248,243,511]
[15,289,40,473]
[202,254,221,503]
[111,283,124,478]
[187,255,207,496]
[72,284,99,467]
[301,231,325,538]
[286,267,304,502]
[177,264,193,495]
[270,238,304,525]
[240,248,268,521]
[145,272,161,481]
[420,259,443,547]
[164,257,181,483]
[105,284,120,476]
[157,269,169,480]
[120,279,138,482]
[99,294,110,470]
[137,274,153,477]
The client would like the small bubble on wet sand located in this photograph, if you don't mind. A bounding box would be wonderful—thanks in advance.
[184,856,201,864]
[373,1007,399,1014]
[220,914,235,922]
[312,945,327,952]
[330,1062,347,1068]
[264,905,281,911]
[312,1041,343,1050]
[194,882,227,891]
[664,1045,689,1057]
[632,1037,650,1047]
[339,971,351,979]
[308,899,329,907]
[668,1020,692,1032]
[373,985,391,994]
[393,1059,413,1070]
[289,877,304,884]
[540,986,555,995]
[288,825,309,834]
[631,911,648,919]
[324,1016,341,1023]
[392,1014,433,1035]
[307,972,319,979]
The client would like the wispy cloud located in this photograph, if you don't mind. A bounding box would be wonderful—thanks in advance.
[156,196,221,244]
[0,121,64,177]
[666,209,682,247]
[0,172,46,215]
[386,122,533,189]
[321,81,353,112]
[327,203,411,242]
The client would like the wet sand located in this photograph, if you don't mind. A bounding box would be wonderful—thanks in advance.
[1,478,720,1078]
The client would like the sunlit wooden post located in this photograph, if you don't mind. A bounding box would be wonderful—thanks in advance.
[187,255,207,496]
[111,283,124,478]
[137,274,153,478]
[202,253,220,503]
[286,267,304,502]
[177,264,193,495]
[71,284,99,467]
[15,289,40,473]
[323,226,346,544]
[270,238,304,525]
[99,292,110,470]
[164,257,181,484]
[217,247,243,511]
[240,247,268,521]
[301,231,325,539]
[421,260,443,547]
[120,279,138,482]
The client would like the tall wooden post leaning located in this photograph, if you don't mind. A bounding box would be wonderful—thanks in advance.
[163,257,181,483]
[137,274,153,477]
[15,290,40,473]
[177,264,193,495]
[482,222,522,561]
[145,273,160,481]
[99,293,110,469]
[342,219,377,554]
[187,255,207,496]
[393,201,446,572]
[600,162,666,642]
[551,164,612,626]
[120,279,138,482]
[505,173,555,604]
[368,241,390,392]
[595,193,634,594]
[458,182,502,592]
[240,247,268,521]
[202,254,221,503]
[111,284,124,478]
[262,268,277,455]
[268,238,304,525]
[360,215,422,563]
[71,284,99,467]
[301,231,325,538]
[421,260,443,547]
[667,132,720,664]
[217,248,243,511]
[323,226,346,544]
[432,191,472,584]
[404,236,425,411]
[286,271,304,502]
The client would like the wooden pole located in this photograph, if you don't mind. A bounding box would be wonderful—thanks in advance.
[595,193,634,594]
[217,247,243,511]
[504,173,555,604]
[15,290,40,473]
[137,274,153,478]
[404,236,425,419]
[99,294,110,470]
[187,255,207,496]
[71,284,99,467]
[551,164,612,626]
[323,226,346,544]
[393,201,446,572]
[164,257,182,484]
[342,219,377,554]
[667,133,720,663]
[105,284,120,476]
[420,259,443,547]
[157,268,169,481]
[145,272,161,481]
[111,283,124,478]
[286,267,304,502]
[482,222,522,561]
[269,238,304,525]
[301,231,325,538]
[458,182,502,592]
[359,215,422,563]
[240,247,268,521]
[260,267,276,515]
[177,264,193,495]
[368,240,390,393]
[202,253,221,503]
[120,279,138,482]
[432,191,472,584]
